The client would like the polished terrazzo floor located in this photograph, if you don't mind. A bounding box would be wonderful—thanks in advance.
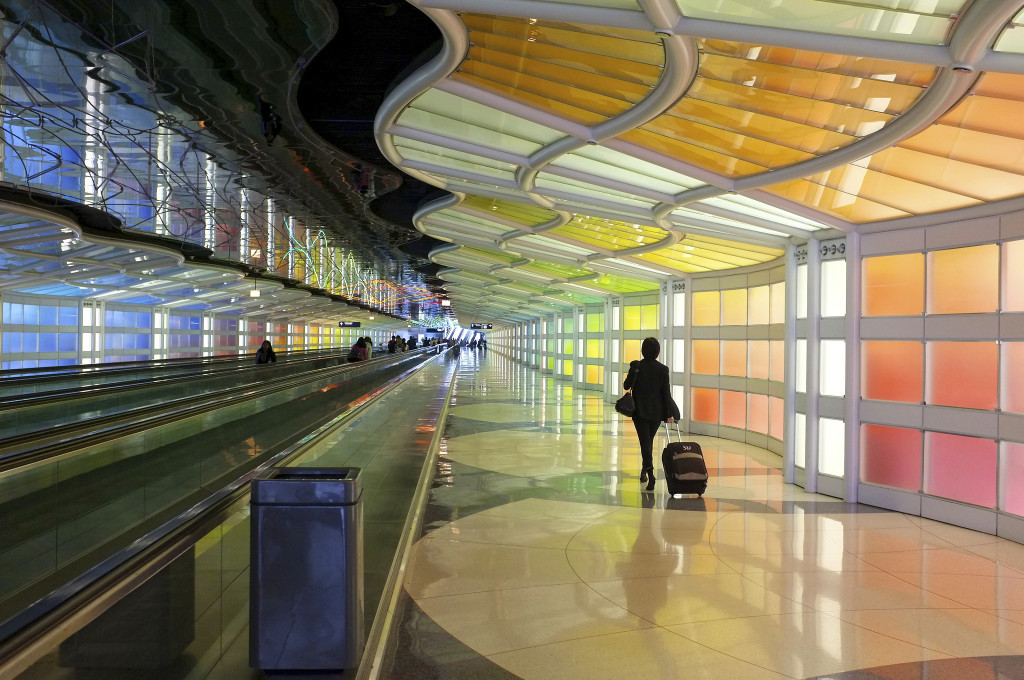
[383,350,1024,680]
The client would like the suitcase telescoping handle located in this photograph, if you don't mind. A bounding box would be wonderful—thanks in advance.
[663,421,682,442]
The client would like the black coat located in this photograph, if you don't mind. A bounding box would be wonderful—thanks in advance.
[623,358,680,423]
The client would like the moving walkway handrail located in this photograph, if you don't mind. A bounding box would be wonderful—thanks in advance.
[0,346,453,677]
[0,350,436,472]
[0,348,348,409]
[0,346,345,389]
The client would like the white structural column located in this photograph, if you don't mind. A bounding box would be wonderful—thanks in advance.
[844,232,862,502]
[804,241,822,493]
[783,245,798,484]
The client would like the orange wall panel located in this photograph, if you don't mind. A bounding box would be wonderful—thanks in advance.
[720,390,746,429]
[623,339,642,367]
[748,286,770,325]
[926,341,998,410]
[862,341,923,403]
[863,253,924,316]
[927,244,999,314]
[692,291,720,326]
[721,340,747,377]
[691,387,719,424]
[692,340,720,375]
[747,393,769,434]
[748,340,770,380]
[722,288,747,325]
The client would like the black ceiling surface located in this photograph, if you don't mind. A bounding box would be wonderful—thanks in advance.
[298,1,447,261]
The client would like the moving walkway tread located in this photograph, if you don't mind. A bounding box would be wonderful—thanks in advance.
[0,351,368,444]
[0,349,446,638]
[0,348,345,399]
[0,350,458,680]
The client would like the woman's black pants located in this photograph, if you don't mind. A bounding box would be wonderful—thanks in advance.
[632,417,661,471]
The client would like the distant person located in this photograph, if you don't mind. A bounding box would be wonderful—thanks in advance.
[364,337,373,359]
[623,337,680,491]
[254,340,276,364]
[399,337,407,352]
[408,336,418,350]
[347,337,367,362]
[388,336,397,353]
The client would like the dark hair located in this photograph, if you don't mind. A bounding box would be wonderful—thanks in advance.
[641,337,660,360]
[355,338,367,348]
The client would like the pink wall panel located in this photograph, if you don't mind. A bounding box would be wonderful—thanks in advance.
[720,390,746,429]
[926,341,998,410]
[769,396,784,440]
[860,424,922,492]
[770,340,784,382]
[925,432,997,508]
[862,341,923,403]
[1002,342,1024,414]
[691,387,719,424]
[1006,240,1024,312]
[748,341,770,379]
[748,394,769,434]
[1002,442,1024,516]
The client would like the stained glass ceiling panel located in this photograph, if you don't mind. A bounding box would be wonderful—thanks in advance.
[460,196,559,226]
[521,261,597,279]
[994,10,1024,53]
[398,89,563,155]
[394,138,518,175]
[535,174,659,209]
[550,146,704,196]
[586,274,660,293]
[510,234,599,258]
[673,0,959,44]
[425,209,522,233]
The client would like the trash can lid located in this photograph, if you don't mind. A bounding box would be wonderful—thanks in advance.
[251,467,361,505]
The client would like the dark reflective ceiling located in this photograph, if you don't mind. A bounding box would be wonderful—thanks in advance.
[38,0,442,276]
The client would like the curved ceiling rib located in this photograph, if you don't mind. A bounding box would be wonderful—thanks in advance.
[382,0,1024,324]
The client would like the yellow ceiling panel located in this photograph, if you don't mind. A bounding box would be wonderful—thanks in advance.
[641,114,816,168]
[466,46,653,102]
[637,237,784,273]
[899,125,1024,177]
[461,195,559,226]
[618,128,768,178]
[687,77,895,136]
[866,147,1024,203]
[937,73,1024,139]
[549,214,668,251]
[762,179,914,222]
[664,97,853,155]
[462,15,664,66]
[700,41,937,86]
[521,261,596,279]
[698,53,923,114]
[452,67,632,123]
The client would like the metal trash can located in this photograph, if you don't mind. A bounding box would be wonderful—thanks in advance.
[249,467,363,670]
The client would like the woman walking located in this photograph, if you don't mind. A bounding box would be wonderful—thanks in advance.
[623,337,680,491]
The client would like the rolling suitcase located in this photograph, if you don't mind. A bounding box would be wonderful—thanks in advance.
[661,423,708,497]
